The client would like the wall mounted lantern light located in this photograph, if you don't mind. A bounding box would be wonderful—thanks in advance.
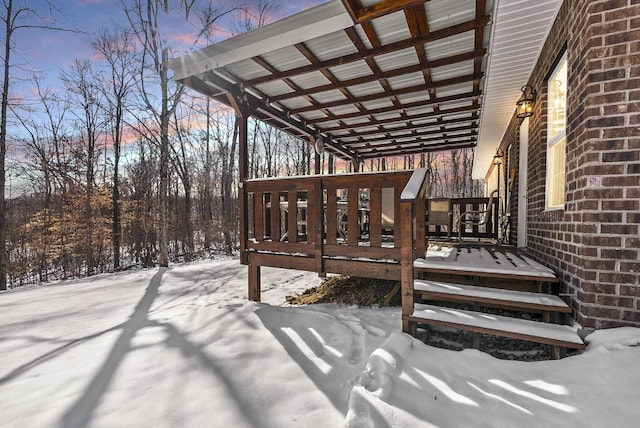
[516,84,537,119]
[493,148,504,218]
[493,148,503,166]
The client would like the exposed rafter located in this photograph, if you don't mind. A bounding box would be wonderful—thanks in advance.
[168,0,493,162]
[243,16,490,87]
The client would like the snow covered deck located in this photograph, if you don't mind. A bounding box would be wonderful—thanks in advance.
[414,280,571,313]
[409,303,584,349]
[414,244,559,283]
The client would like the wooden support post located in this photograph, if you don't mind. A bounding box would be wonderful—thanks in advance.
[314,151,321,175]
[313,179,324,275]
[237,103,249,264]
[400,200,415,334]
[288,190,297,243]
[248,261,261,302]
[415,192,426,257]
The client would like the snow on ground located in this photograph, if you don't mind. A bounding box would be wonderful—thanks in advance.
[1,258,639,428]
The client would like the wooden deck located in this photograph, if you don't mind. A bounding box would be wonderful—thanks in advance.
[240,169,583,357]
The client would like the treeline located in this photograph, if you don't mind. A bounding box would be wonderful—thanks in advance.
[7,103,317,286]
[2,0,481,289]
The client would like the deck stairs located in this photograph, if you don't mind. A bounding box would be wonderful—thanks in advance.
[405,245,585,358]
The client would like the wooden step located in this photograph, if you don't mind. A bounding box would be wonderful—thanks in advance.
[414,279,571,313]
[405,303,585,350]
[414,246,559,283]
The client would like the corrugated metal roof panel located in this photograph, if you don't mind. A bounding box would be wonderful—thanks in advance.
[255,80,295,98]
[224,58,269,81]
[342,117,370,126]
[278,98,313,111]
[424,31,475,61]
[347,81,384,97]
[360,99,395,110]
[168,0,565,163]
[436,82,474,98]
[303,29,359,61]
[311,89,347,104]
[440,100,474,111]
[430,60,474,80]
[443,112,474,121]
[374,48,420,72]
[260,45,310,72]
[386,72,425,91]
[395,92,432,104]
[326,104,361,116]
[298,113,326,125]
[425,0,477,32]
[369,10,412,45]
[288,71,333,90]
[373,112,402,121]
[329,60,373,81]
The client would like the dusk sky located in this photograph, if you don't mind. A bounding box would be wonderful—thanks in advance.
[15,0,327,99]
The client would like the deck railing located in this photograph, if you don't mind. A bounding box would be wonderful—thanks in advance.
[425,197,499,240]
[242,171,413,294]
[241,169,497,301]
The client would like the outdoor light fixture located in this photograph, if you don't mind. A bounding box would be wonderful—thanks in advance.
[494,148,504,219]
[493,148,503,165]
[516,84,537,119]
[314,135,324,155]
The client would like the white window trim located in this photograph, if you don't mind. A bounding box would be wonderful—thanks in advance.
[545,52,567,211]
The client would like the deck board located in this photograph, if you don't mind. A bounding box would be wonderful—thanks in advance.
[414,279,571,312]
[409,303,584,349]
[414,245,558,282]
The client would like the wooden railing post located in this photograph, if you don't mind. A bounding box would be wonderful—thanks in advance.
[313,179,324,276]
[399,168,429,334]
[400,199,415,333]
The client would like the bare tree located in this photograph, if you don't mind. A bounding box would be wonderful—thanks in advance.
[124,0,235,266]
[92,29,138,269]
[61,59,105,276]
[0,0,74,288]
[13,78,73,281]
[123,0,190,267]
[170,104,195,256]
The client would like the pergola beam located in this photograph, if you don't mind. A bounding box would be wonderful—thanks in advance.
[244,16,490,87]
[342,0,429,24]
[290,73,482,115]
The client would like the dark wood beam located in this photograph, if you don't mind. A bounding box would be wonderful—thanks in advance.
[359,140,477,158]
[350,0,429,24]
[244,16,490,87]
[268,49,485,103]
[306,90,480,125]
[192,72,358,160]
[290,73,481,115]
[349,131,477,151]
[341,124,477,145]
[320,107,479,133]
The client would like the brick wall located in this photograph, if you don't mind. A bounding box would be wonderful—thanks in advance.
[498,0,640,328]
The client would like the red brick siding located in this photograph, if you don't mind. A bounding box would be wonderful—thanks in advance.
[497,0,640,328]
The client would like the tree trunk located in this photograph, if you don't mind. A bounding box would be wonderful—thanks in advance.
[0,0,13,290]
[158,68,170,267]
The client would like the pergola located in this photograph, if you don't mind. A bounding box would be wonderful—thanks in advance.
[167,0,561,177]
[165,1,588,355]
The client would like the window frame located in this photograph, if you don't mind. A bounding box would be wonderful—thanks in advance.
[545,51,567,211]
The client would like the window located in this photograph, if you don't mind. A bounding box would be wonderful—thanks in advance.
[546,52,567,210]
